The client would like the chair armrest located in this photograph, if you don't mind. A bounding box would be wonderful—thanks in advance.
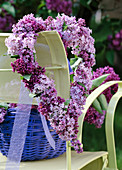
[67,81,122,170]
[77,81,122,144]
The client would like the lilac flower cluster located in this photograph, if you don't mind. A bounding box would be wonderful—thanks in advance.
[69,63,92,151]
[9,103,38,110]
[46,0,72,15]
[0,8,15,32]
[84,66,120,128]
[92,66,120,102]
[44,14,95,59]
[0,108,6,123]
[5,14,95,152]
[85,107,106,128]
[108,29,122,51]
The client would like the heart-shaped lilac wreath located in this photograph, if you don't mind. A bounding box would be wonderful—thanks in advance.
[5,14,95,153]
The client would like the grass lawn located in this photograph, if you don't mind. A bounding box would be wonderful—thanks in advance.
[83,99,122,169]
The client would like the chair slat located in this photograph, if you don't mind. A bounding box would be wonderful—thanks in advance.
[36,31,70,100]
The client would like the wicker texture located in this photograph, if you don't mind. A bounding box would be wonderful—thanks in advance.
[0,108,66,161]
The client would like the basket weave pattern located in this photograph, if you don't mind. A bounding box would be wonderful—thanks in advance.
[0,108,66,161]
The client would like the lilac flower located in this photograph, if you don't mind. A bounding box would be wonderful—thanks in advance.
[84,107,106,128]
[5,14,96,153]
[108,29,122,51]
[9,103,17,108]
[84,66,120,128]
[0,108,7,123]
[92,66,120,102]
[79,51,96,67]
[8,103,38,111]
[46,0,72,15]
[44,14,95,60]
[12,14,46,34]
[0,8,15,32]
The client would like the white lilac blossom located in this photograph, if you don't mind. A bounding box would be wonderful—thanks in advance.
[5,14,95,153]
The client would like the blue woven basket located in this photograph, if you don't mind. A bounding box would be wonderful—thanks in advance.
[0,108,66,161]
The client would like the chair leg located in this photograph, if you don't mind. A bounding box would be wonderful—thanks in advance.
[102,155,108,170]
[66,141,71,170]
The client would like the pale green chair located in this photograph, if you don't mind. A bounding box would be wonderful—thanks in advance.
[0,32,121,170]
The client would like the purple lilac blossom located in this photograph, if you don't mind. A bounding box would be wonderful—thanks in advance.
[84,66,120,128]
[46,0,72,15]
[5,14,95,153]
[8,103,38,110]
[45,14,95,62]
[0,8,15,32]
[0,108,7,123]
[92,66,120,102]
[108,29,122,51]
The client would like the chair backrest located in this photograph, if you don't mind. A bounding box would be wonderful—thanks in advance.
[0,31,70,104]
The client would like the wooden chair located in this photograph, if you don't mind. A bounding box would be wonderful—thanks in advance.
[0,31,121,170]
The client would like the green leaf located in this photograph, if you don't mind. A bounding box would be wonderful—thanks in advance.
[85,93,89,97]
[87,0,92,5]
[37,2,46,9]
[89,15,99,32]
[22,74,32,81]
[91,17,112,43]
[75,55,78,58]
[105,50,114,66]
[97,94,108,111]
[91,74,110,90]
[0,103,8,110]
[76,45,79,49]
[80,0,91,10]
[64,99,70,106]
[70,57,82,69]
[1,2,15,17]
[95,43,106,66]
[20,76,24,80]
[70,58,78,66]
[63,25,68,31]
[13,0,16,3]
[29,93,36,98]
[0,8,2,14]
[70,73,74,83]
[11,55,20,59]
[92,99,103,114]
[77,82,87,91]
[33,53,36,62]
[63,21,68,31]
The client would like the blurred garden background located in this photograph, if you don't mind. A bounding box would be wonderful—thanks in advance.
[0,0,122,169]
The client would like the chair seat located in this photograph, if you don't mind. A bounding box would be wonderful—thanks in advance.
[0,151,108,170]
